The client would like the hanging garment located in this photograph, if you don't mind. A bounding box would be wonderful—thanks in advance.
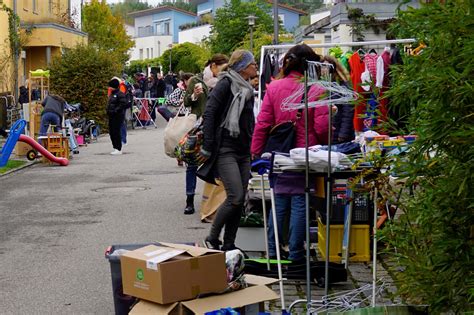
[364,52,378,81]
[348,52,366,132]
[362,93,379,131]
[339,51,352,73]
[377,50,392,124]
[390,47,403,65]
[260,53,275,99]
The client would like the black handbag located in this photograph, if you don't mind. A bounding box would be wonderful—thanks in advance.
[263,108,303,154]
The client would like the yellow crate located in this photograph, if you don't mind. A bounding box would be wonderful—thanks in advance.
[317,218,370,262]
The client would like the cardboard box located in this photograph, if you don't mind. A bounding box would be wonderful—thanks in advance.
[14,141,33,156]
[130,275,279,315]
[121,243,227,305]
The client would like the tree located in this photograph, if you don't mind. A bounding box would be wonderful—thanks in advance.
[159,42,210,74]
[49,45,121,132]
[109,0,151,25]
[209,0,273,55]
[83,0,134,65]
[378,2,474,313]
[238,25,293,59]
[159,1,197,14]
[279,0,323,13]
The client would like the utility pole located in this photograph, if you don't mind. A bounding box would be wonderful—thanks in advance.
[168,44,172,73]
[12,0,19,101]
[273,0,278,44]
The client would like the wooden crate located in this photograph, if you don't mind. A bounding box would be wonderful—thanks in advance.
[42,134,69,163]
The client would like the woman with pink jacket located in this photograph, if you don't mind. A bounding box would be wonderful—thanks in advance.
[251,44,329,262]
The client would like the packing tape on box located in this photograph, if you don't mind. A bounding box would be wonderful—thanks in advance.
[189,257,199,270]
[191,285,201,296]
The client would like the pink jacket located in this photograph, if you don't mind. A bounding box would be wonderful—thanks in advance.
[251,71,329,155]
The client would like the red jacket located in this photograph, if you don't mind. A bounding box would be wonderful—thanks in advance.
[251,71,330,155]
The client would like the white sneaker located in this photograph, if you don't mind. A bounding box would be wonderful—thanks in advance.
[122,142,128,146]
[110,149,122,155]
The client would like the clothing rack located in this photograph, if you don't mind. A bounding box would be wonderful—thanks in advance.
[257,38,416,113]
[259,38,416,312]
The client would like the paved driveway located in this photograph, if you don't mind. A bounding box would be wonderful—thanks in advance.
[0,119,207,314]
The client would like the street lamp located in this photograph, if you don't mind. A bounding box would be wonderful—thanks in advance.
[168,43,173,73]
[247,15,256,53]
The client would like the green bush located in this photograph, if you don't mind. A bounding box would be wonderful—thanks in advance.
[159,42,210,74]
[49,45,121,131]
[380,2,474,313]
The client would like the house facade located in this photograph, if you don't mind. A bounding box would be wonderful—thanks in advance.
[303,2,421,52]
[193,0,306,33]
[0,0,86,96]
[128,6,196,61]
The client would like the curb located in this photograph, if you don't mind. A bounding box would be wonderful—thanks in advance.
[0,160,39,178]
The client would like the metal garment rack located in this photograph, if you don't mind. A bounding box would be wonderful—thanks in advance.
[257,38,416,313]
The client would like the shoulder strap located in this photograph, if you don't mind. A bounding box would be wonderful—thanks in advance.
[295,85,310,120]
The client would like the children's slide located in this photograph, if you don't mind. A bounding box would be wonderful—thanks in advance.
[18,135,69,166]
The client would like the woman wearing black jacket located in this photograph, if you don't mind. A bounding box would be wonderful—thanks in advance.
[197,50,258,251]
[322,55,355,143]
[107,78,127,155]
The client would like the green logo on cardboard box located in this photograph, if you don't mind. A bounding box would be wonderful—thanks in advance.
[136,268,144,281]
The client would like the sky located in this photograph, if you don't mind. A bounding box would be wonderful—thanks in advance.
[106,0,163,5]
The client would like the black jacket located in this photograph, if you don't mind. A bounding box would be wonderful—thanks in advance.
[197,77,255,184]
[332,82,355,143]
[107,89,127,117]
[156,79,166,98]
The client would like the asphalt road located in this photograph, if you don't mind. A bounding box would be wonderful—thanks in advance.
[0,118,207,314]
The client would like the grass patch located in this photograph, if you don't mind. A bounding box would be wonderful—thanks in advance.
[0,160,27,174]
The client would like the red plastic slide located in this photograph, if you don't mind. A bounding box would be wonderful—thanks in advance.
[19,135,69,166]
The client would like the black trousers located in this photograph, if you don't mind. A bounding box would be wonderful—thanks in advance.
[209,149,251,247]
[108,115,123,151]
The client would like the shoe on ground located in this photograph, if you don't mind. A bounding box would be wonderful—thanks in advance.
[122,142,128,146]
[204,236,222,250]
[110,149,122,155]
[184,206,195,215]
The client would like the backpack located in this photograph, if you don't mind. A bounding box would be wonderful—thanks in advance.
[123,82,134,109]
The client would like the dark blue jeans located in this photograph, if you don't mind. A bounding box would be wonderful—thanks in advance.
[157,106,175,122]
[40,112,61,136]
[120,120,127,144]
[268,194,306,261]
[186,164,198,196]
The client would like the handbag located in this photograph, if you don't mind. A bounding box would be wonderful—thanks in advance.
[174,123,203,165]
[263,108,303,154]
[163,104,196,158]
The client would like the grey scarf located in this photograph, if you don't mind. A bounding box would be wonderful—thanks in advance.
[220,70,254,138]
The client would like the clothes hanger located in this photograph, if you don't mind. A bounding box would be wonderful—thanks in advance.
[369,48,377,54]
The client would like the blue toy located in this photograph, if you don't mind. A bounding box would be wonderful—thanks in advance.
[0,119,26,167]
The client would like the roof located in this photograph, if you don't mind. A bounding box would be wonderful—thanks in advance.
[266,1,307,15]
[128,6,197,18]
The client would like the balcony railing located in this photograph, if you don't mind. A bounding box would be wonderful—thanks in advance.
[137,27,171,38]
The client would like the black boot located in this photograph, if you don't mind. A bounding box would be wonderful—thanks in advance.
[184,194,195,215]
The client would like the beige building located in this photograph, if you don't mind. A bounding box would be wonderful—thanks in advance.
[0,0,87,97]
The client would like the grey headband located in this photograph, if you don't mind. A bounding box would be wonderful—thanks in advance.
[230,51,255,73]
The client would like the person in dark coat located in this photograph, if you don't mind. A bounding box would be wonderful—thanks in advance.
[322,55,355,143]
[197,50,257,251]
[107,78,127,155]
[39,94,66,136]
[182,54,228,216]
